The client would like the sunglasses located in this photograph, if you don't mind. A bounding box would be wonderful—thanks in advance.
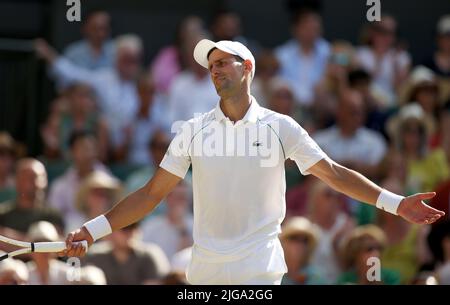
[363,244,383,253]
[287,234,309,244]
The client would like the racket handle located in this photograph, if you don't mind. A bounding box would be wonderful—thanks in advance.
[33,240,88,253]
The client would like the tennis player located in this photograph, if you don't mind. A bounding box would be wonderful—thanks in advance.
[63,39,445,284]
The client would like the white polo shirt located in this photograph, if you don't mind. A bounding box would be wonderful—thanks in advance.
[160,97,327,265]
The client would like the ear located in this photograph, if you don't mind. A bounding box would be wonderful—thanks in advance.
[243,59,253,76]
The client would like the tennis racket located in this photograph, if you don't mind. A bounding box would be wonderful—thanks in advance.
[0,234,88,262]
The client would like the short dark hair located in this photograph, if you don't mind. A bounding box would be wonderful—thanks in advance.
[348,69,371,87]
[68,130,96,149]
[290,6,321,25]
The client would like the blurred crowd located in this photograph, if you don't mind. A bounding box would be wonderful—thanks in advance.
[1,5,450,285]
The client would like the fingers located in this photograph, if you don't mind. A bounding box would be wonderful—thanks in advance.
[415,192,436,200]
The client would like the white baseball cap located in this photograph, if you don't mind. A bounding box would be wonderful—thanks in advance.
[437,15,450,35]
[193,39,255,78]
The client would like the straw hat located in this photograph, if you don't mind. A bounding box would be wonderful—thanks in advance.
[76,171,123,212]
[386,103,435,146]
[280,216,319,250]
[399,66,439,105]
[27,221,59,242]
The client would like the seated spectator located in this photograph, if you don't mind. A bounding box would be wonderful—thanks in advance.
[0,253,29,285]
[307,180,354,284]
[421,15,450,78]
[48,131,112,231]
[71,171,123,233]
[399,66,441,121]
[280,216,325,285]
[74,265,107,285]
[40,83,109,162]
[377,179,430,283]
[430,98,450,154]
[251,50,281,108]
[63,11,115,71]
[387,103,449,194]
[83,222,170,285]
[337,224,401,285]
[356,15,411,107]
[26,221,71,285]
[314,40,357,128]
[167,31,218,123]
[0,158,63,236]
[0,132,17,204]
[35,35,143,157]
[125,130,170,192]
[275,7,330,106]
[209,9,261,55]
[347,69,388,135]
[140,181,193,260]
[150,16,206,95]
[123,75,170,166]
[427,220,450,284]
[314,89,387,179]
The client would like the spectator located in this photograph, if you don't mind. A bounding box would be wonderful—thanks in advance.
[251,50,281,108]
[74,265,107,285]
[167,32,218,123]
[378,172,431,284]
[40,83,109,162]
[0,132,17,204]
[140,181,193,259]
[150,16,206,95]
[35,35,143,156]
[83,222,170,285]
[48,131,112,232]
[307,180,354,284]
[0,254,29,285]
[314,89,387,179]
[314,41,357,129]
[209,9,260,55]
[63,11,115,71]
[26,221,71,285]
[280,216,325,285]
[123,74,170,166]
[0,158,63,235]
[125,129,170,193]
[72,171,123,233]
[422,15,450,78]
[337,224,401,285]
[275,7,330,106]
[356,15,411,107]
[400,66,441,121]
[387,103,449,194]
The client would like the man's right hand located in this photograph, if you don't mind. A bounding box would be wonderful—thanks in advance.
[34,38,58,63]
[60,226,94,257]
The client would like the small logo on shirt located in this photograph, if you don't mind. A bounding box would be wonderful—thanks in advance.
[253,141,262,147]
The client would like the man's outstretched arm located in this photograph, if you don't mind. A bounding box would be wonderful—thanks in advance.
[308,158,445,225]
[63,168,182,257]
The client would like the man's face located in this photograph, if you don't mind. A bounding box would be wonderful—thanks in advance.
[207,49,246,97]
[116,48,141,80]
[84,12,110,45]
[72,137,98,167]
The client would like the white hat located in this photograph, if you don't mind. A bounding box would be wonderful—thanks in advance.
[193,39,255,78]
[437,15,450,35]
[28,221,60,242]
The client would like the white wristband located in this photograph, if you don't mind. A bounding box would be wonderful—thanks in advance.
[83,215,112,242]
[376,189,404,215]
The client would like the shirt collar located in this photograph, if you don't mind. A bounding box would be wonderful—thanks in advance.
[214,96,260,124]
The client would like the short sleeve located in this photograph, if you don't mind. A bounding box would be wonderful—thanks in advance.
[283,117,328,175]
[159,121,192,179]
